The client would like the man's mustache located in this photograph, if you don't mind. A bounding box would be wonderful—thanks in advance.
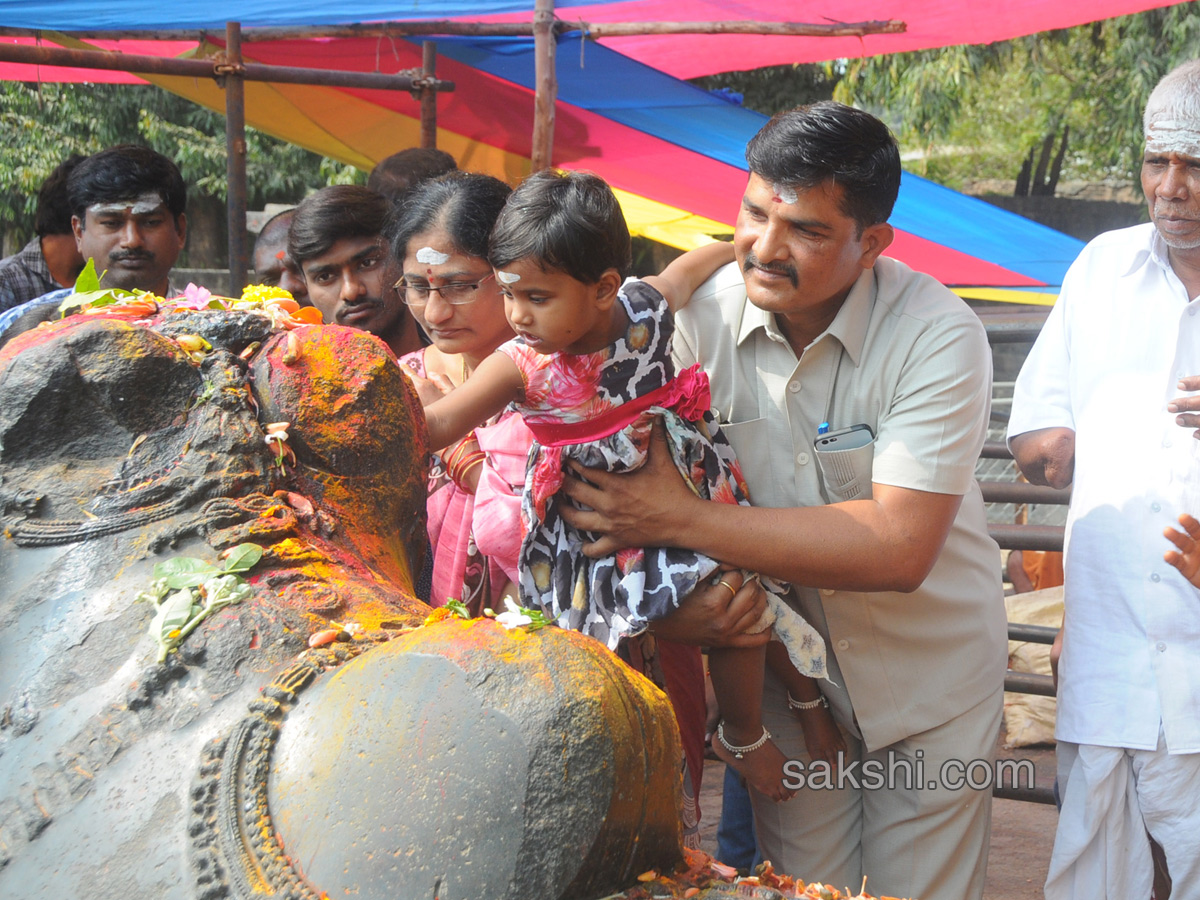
[340,296,383,309]
[109,250,154,263]
[742,252,798,289]
[1155,202,1196,219]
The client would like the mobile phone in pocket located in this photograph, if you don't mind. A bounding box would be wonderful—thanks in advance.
[814,424,875,501]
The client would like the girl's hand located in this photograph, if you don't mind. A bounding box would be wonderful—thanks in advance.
[401,367,456,408]
[796,705,847,774]
[560,418,700,556]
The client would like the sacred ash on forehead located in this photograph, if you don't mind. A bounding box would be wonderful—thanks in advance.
[415,247,451,265]
[496,270,521,284]
[1144,62,1200,159]
[88,191,166,217]
[1145,118,1200,159]
[772,183,798,205]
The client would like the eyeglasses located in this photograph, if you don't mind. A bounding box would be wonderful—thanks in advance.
[397,272,496,306]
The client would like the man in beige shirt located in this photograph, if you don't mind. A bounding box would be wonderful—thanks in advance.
[561,102,1007,900]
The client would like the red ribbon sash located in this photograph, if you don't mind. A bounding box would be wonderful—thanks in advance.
[524,364,712,448]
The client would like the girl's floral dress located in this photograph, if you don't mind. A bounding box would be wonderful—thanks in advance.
[497,279,826,679]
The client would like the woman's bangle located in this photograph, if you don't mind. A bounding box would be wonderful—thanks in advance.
[787,692,828,711]
[448,450,486,489]
[442,432,479,471]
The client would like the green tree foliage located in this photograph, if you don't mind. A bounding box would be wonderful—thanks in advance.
[833,3,1200,189]
[0,82,362,240]
[691,62,841,115]
[692,4,1200,193]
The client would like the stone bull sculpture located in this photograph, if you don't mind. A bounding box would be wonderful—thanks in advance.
[0,299,683,900]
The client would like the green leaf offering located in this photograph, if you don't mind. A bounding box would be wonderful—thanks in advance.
[153,556,221,590]
[151,589,202,662]
[221,543,264,574]
[59,288,133,313]
[74,258,102,293]
[142,547,263,662]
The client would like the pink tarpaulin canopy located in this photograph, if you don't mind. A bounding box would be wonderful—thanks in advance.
[2,0,1175,292]
[0,0,1187,79]
[463,0,1189,78]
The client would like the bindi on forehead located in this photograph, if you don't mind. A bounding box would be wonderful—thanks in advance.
[772,183,798,205]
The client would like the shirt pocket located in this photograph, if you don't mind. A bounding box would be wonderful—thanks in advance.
[716,417,777,504]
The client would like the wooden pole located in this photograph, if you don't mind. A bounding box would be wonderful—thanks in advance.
[0,41,454,92]
[0,20,907,41]
[420,41,437,149]
[530,0,555,173]
[223,22,248,294]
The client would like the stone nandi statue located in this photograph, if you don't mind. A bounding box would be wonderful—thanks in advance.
[0,296,683,900]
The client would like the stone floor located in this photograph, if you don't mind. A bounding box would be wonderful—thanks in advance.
[697,731,1059,900]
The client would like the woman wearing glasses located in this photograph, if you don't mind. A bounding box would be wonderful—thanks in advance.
[391,172,531,615]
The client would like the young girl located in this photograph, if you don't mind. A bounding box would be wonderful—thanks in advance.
[423,169,835,800]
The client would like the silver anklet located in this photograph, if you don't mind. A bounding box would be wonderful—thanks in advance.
[787,693,828,711]
[715,722,771,760]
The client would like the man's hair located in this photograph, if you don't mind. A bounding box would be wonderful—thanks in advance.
[255,209,295,252]
[35,154,87,237]
[745,101,901,232]
[367,148,458,204]
[288,186,389,265]
[489,169,632,282]
[389,171,511,263]
[67,144,186,223]
[1144,60,1200,135]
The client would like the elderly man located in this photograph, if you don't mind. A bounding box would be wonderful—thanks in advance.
[1009,59,1200,900]
[0,154,87,310]
[0,144,187,341]
[560,102,1007,900]
[288,185,422,358]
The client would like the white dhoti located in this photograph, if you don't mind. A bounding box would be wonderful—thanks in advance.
[1046,732,1200,900]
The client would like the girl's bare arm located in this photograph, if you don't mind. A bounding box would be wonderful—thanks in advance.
[424,352,524,449]
[643,240,736,313]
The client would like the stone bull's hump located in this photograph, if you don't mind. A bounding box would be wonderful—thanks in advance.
[194,619,683,900]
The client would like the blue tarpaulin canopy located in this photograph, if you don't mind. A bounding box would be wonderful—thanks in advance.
[5,0,1156,295]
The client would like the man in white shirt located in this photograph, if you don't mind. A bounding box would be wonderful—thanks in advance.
[560,102,1007,900]
[1008,59,1200,900]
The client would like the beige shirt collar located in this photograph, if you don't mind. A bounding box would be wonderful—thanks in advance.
[734,266,877,368]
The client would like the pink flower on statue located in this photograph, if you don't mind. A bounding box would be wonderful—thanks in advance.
[174,283,214,309]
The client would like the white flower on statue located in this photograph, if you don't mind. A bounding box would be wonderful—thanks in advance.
[494,598,533,630]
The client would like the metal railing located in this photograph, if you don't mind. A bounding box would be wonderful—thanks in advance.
[979,307,1060,805]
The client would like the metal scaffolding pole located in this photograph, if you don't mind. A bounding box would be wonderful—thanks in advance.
[222,22,248,293]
